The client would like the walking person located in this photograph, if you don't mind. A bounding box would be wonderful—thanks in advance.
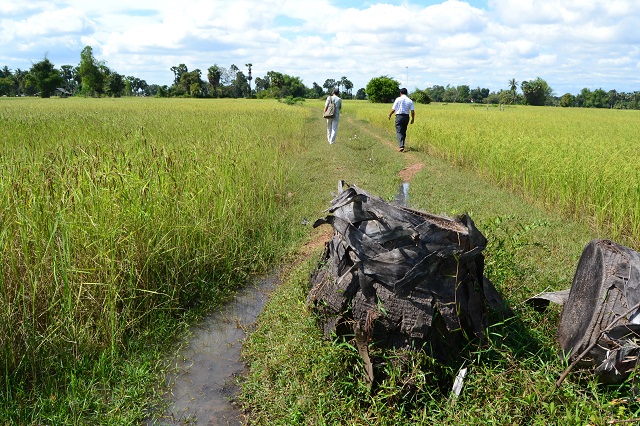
[324,88,342,144]
[388,88,415,152]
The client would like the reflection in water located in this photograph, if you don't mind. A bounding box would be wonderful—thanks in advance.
[393,182,410,207]
[151,272,279,425]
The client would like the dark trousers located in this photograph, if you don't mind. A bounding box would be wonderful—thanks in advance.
[395,114,410,148]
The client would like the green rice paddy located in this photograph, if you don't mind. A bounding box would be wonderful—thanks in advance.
[1,96,639,424]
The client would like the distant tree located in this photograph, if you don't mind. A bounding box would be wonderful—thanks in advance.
[224,64,239,91]
[520,77,552,106]
[343,78,353,98]
[310,82,324,98]
[0,66,11,78]
[126,76,147,96]
[254,71,288,98]
[443,85,459,103]
[280,74,306,98]
[154,85,169,98]
[589,88,608,108]
[78,46,104,96]
[339,76,353,98]
[267,71,284,90]
[28,56,63,98]
[607,90,618,109]
[355,88,367,100]
[365,76,399,103]
[253,71,304,99]
[170,64,188,86]
[180,69,203,97]
[425,85,445,102]
[0,75,11,96]
[631,91,640,109]
[254,76,268,93]
[138,79,149,96]
[231,71,250,98]
[13,68,29,96]
[323,78,336,94]
[60,65,76,93]
[410,88,431,104]
[105,72,125,97]
[457,85,470,103]
[0,66,12,95]
[497,89,513,104]
[245,63,253,94]
[508,78,518,104]
[559,93,575,107]
[207,65,222,97]
[469,86,490,103]
[485,92,501,104]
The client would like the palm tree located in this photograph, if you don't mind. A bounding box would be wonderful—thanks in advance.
[245,63,252,94]
[344,79,353,98]
[340,76,352,97]
[508,78,518,104]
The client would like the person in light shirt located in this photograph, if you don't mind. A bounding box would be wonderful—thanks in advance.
[388,88,415,152]
[324,88,342,144]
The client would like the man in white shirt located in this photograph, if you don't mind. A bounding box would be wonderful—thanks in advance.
[388,88,415,152]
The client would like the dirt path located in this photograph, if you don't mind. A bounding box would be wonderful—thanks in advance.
[154,110,428,425]
[343,114,424,182]
[308,113,426,251]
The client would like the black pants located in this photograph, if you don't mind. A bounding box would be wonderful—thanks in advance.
[395,114,410,148]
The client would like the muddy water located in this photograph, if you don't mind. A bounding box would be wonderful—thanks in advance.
[151,272,280,425]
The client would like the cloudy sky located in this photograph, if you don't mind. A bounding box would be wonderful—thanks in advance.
[1,0,639,95]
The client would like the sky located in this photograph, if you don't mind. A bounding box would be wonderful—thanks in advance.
[1,0,639,95]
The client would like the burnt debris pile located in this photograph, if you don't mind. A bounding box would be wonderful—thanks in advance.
[307,182,505,365]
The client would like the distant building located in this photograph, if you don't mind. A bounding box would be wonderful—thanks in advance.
[54,88,72,97]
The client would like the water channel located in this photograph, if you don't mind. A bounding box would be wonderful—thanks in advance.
[150,272,280,425]
[149,182,410,425]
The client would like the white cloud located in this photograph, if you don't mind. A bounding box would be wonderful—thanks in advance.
[12,7,93,38]
[0,0,639,94]
[416,0,487,33]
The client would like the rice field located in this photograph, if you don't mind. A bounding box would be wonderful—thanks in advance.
[2,96,639,423]
[0,97,313,423]
[353,102,640,248]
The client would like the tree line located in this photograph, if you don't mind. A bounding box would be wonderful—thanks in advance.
[1,46,638,109]
[412,77,640,109]
[0,46,362,100]
[366,75,639,109]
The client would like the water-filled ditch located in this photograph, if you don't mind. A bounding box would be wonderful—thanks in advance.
[150,272,280,425]
[149,182,410,424]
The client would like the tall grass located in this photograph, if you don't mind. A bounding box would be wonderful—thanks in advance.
[0,97,311,422]
[353,103,640,248]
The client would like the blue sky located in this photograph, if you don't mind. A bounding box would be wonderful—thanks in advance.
[1,0,638,95]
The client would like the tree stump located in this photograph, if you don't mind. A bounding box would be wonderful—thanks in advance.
[307,182,502,365]
[557,239,640,384]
